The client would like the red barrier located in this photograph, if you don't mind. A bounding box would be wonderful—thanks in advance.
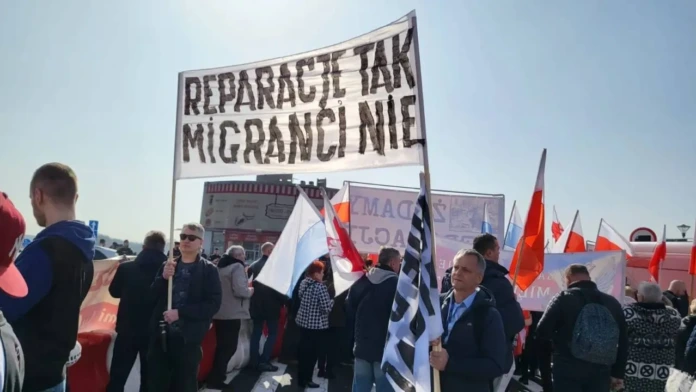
[68,332,112,392]
[67,309,288,391]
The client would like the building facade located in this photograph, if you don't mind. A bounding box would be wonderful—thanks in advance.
[200,177,337,261]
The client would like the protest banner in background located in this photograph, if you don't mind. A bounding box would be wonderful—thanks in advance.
[175,12,425,179]
[349,184,505,253]
[79,258,121,333]
[436,245,625,311]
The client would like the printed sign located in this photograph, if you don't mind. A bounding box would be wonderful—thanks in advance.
[88,220,99,238]
[175,12,424,179]
[200,181,335,231]
[349,184,505,254]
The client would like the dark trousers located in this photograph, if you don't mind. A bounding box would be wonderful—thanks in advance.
[147,335,202,392]
[207,319,241,384]
[518,336,538,379]
[297,327,327,386]
[552,355,610,392]
[107,333,149,392]
[249,316,279,365]
[317,327,342,375]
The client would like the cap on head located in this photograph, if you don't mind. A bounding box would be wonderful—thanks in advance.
[0,193,28,298]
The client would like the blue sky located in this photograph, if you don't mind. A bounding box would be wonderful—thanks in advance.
[1,1,694,242]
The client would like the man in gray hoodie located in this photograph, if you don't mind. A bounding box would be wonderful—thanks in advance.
[346,247,400,392]
[206,246,253,389]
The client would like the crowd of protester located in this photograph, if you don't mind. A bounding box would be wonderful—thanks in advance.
[2,163,696,392]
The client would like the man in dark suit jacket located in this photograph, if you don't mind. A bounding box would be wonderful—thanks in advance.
[107,231,167,392]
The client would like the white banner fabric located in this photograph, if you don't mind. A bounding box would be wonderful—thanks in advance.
[175,12,424,179]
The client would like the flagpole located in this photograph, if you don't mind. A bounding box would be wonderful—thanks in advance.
[346,181,352,238]
[411,13,442,392]
[502,200,516,249]
[167,74,185,311]
[594,219,604,252]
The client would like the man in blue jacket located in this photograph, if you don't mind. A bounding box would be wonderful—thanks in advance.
[147,223,221,392]
[430,249,507,392]
[0,163,95,392]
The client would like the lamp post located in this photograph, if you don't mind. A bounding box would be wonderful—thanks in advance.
[677,224,691,239]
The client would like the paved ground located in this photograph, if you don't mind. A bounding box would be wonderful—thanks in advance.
[200,361,544,392]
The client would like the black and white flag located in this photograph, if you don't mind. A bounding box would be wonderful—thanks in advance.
[381,175,444,392]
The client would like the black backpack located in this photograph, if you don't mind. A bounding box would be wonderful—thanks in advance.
[570,289,620,365]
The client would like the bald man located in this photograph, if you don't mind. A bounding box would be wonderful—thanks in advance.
[664,280,690,317]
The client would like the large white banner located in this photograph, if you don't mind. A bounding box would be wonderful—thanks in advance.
[349,184,505,253]
[175,12,424,179]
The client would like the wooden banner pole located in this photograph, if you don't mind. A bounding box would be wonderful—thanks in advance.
[167,74,185,311]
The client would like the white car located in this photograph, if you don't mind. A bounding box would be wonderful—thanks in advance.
[94,246,118,260]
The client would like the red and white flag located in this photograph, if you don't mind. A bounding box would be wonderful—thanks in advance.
[322,183,350,225]
[551,210,586,253]
[322,190,364,296]
[509,149,546,291]
[690,219,696,276]
[594,219,634,259]
[648,225,667,283]
[551,206,564,242]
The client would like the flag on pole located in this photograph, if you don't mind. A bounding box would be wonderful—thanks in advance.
[690,219,696,275]
[550,210,586,253]
[256,187,328,297]
[594,219,634,260]
[509,149,546,291]
[551,206,564,241]
[503,202,524,250]
[481,203,493,234]
[322,189,364,296]
[648,225,667,283]
[382,175,443,392]
[322,183,351,225]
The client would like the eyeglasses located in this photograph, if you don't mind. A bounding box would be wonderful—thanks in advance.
[179,234,201,242]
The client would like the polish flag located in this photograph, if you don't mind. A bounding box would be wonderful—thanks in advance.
[550,210,586,253]
[690,219,696,276]
[321,183,350,225]
[648,225,667,283]
[509,149,546,291]
[594,220,634,260]
[322,190,364,296]
[551,206,564,242]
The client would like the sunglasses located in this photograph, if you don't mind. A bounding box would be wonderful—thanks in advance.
[179,234,201,242]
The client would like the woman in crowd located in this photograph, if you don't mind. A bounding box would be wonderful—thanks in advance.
[675,299,696,374]
[317,261,348,380]
[295,261,333,389]
[623,282,681,392]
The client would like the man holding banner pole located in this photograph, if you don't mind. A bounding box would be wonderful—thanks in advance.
[147,223,221,392]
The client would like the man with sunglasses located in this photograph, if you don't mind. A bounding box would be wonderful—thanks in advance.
[147,223,221,392]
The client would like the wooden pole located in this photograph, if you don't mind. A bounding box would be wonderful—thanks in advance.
[167,74,185,310]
